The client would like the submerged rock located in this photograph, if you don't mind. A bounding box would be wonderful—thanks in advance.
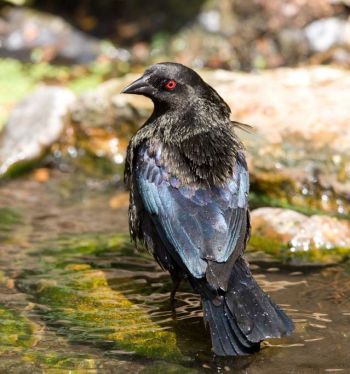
[35,268,182,360]
[20,234,183,361]
[0,86,75,177]
[0,305,37,352]
[250,207,350,264]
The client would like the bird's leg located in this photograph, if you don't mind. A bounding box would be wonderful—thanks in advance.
[170,274,182,319]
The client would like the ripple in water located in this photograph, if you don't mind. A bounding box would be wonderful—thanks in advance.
[0,173,349,372]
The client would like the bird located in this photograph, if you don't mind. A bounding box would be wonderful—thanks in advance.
[122,62,294,356]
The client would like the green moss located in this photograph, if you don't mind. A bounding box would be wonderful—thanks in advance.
[22,60,111,94]
[248,234,350,265]
[250,173,296,200]
[249,192,350,221]
[1,158,42,180]
[38,233,130,259]
[22,350,97,374]
[249,164,350,221]
[248,235,287,257]
[0,59,35,130]
[68,74,103,93]
[24,234,183,361]
[287,247,350,265]
[23,351,96,370]
[68,153,124,178]
[34,268,182,360]
[0,208,22,227]
[0,305,35,352]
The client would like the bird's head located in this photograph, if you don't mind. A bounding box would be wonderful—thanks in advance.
[122,62,228,114]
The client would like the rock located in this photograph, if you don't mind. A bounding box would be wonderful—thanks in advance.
[3,1,349,69]
[70,77,150,165]
[0,86,75,177]
[277,28,309,65]
[250,207,350,264]
[71,77,151,129]
[165,0,347,70]
[304,17,350,52]
[0,7,116,64]
[169,25,238,70]
[200,66,350,217]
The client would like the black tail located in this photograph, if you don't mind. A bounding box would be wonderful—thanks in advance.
[202,257,294,356]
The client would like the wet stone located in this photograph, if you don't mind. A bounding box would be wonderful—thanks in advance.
[69,77,149,167]
[0,86,75,177]
[250,207,350,264]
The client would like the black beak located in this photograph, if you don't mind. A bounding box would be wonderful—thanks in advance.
[121,74,153,96]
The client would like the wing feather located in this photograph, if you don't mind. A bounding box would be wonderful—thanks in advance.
[136,145,249,279]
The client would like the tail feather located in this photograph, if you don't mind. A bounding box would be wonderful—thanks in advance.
[202,257,294,356]
[203,298,259,356]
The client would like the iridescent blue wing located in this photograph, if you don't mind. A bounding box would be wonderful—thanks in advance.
[136,145,249,279]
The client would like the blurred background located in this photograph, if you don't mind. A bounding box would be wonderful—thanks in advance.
[0,0,350,372]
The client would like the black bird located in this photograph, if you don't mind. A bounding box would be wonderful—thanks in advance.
[122,62,293,356]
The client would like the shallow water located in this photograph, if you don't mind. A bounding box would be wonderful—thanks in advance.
[0,171,349,373]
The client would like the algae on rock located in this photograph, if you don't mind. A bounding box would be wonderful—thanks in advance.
[249,207,350,265]
[0,305,37,352]
[21,234,183,361]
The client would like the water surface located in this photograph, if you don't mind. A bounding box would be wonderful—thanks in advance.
[0,172,349,373]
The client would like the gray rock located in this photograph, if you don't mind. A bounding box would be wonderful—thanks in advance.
[0,7,116,63]
[304,17,349,52]
[198,10,221,33]
[0,86,75,177]
[165,0,341,69]
[278,28,309,64]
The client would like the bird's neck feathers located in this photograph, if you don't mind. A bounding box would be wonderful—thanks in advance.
[151,97,243,186]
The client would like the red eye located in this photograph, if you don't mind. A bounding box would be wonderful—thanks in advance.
[165,80,177,90]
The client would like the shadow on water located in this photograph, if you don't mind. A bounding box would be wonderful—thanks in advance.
[0,172,349,372]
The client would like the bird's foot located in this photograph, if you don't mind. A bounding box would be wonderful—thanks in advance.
[171,299,177,320]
